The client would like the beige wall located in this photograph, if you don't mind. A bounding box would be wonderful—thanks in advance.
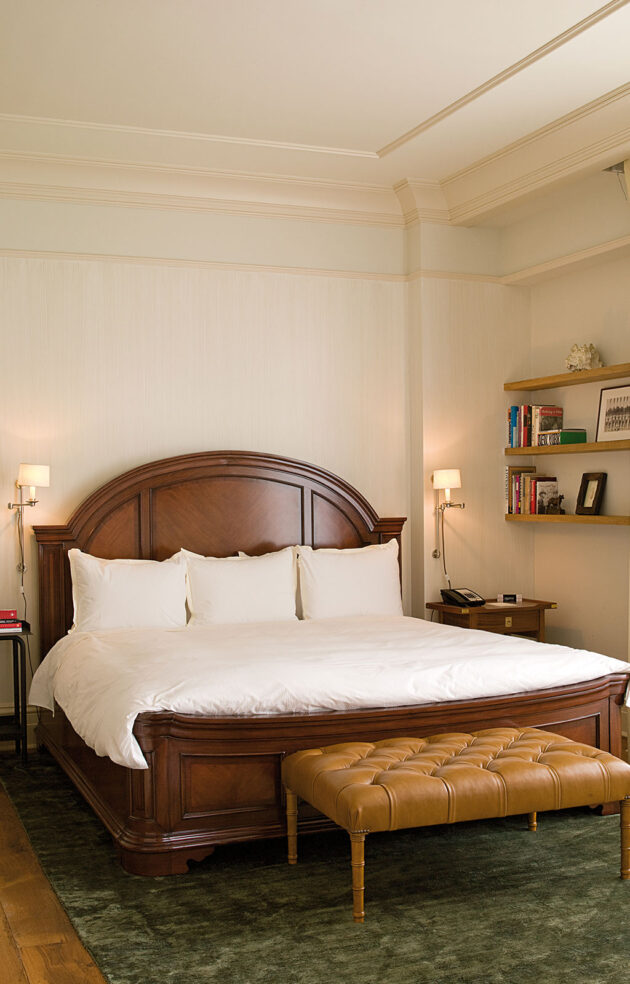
[0,249,409,705]
[0,191,628,724]
[419,276,532,606]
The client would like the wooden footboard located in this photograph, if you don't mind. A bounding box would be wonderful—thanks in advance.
[36,672,628,875]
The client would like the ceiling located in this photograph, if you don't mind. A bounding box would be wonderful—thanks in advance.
[2,0,630,224]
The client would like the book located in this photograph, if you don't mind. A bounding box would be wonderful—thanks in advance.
[0,609,17,619]
[535,480,560,514]
[507,465,536,514]
[0,620,30,633]
[537,406,563,433]
[538,428,587,446]
[523,405,531,448]
[529,476,556,513]
[522,473,533,514]
[509,405,518,447]
[531,405,563,446]
[517,405,532,448]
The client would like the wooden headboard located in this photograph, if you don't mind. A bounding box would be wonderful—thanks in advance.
[34,450,406,655]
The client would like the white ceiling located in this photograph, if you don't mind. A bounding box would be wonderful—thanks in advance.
[2,0,630,219]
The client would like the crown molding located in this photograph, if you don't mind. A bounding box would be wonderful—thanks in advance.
[443,82,630,224]
[0,152,403,227]
[377,0,630,157]
[394,180,449,225]
[0,113,377,160]
[500,232,630,285]
[448,123,630,225]
[444,80,630,187]
[4,82,630,230]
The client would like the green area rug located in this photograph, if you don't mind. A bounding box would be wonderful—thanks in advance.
[2,754,629,984]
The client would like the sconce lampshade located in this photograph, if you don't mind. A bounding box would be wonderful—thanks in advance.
[432,469,461,491]
[17,463,50,489]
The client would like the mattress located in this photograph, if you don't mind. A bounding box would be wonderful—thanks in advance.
[29,615,630,770]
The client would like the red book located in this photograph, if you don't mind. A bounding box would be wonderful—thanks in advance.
[0,609,17,619]
[0,620,29,633]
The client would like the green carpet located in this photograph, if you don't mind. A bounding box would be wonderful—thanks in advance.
[1,754,629,984]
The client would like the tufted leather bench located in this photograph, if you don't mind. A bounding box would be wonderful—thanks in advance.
[282,728,630,922]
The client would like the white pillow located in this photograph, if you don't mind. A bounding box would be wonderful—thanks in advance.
[297,540,403,620]
[238,546,301,617]
[183,546,297,625]
[68,549,187,632]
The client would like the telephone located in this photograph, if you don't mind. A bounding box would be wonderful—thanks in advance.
[441,587,486,607]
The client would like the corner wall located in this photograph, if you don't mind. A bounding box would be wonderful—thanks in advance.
[529,255,630,661]
[418,269,532,607]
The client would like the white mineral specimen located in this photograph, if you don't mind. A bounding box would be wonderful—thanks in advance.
[565,344,604,372]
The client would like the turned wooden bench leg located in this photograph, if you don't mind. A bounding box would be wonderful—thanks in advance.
[621,797,630,880]
[286,788,298,865]
[350,832,366,924]
[528,811,538,832]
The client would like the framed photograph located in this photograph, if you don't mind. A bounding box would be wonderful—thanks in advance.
[596,384,630,441]
[575,472,607,515]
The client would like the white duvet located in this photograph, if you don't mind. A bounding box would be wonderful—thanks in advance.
[29,615,630,770]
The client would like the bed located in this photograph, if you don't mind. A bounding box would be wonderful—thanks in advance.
[33,450,630,875]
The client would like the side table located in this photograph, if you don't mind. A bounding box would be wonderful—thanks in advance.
[425,599,557,642]
[0,633,28,765]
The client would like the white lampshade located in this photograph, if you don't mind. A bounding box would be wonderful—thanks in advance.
[17,463,50,489]
[432,469,461,491]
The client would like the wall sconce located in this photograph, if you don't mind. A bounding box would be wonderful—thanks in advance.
[431,468,464,588]
[8,463,50,511]
[8,463,50,592]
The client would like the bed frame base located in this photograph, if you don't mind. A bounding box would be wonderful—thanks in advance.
[36,673,627,875]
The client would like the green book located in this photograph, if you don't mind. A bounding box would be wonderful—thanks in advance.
[538,429,587,446]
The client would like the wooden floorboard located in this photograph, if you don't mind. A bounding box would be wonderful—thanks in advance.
[0,778,107,984]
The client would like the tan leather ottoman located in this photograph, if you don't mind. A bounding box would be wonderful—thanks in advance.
[282,728,630,922]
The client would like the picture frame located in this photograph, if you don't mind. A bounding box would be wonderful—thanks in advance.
[575,472,607,515]
[596,384,630,441]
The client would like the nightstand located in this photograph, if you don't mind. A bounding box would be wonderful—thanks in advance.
[0,633,28,765]
[425,599,557,642]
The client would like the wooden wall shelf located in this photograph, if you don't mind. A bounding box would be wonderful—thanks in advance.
[505,439,630,457]
[504,361,629,528]
[504,362,630,392]
[506,514,630,526]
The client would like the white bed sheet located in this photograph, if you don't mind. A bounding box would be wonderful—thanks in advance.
[29,615,630,770]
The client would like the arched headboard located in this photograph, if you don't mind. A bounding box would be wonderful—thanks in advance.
[34,450,406,654]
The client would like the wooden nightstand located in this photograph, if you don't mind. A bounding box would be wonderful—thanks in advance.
[0,633,28,765]
[425,599,557,642]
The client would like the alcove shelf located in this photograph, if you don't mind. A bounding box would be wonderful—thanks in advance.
[504,361,629,525]
[504,362,630,393]
[505,514,630,526]
[505,439,630,456]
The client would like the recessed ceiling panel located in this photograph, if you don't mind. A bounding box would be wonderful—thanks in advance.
[0,0,609,152]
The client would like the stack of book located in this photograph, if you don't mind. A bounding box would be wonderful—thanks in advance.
[537,428,587,446]
[505,467,563,515]
[0,609,30,633]
[507,405,563,448]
